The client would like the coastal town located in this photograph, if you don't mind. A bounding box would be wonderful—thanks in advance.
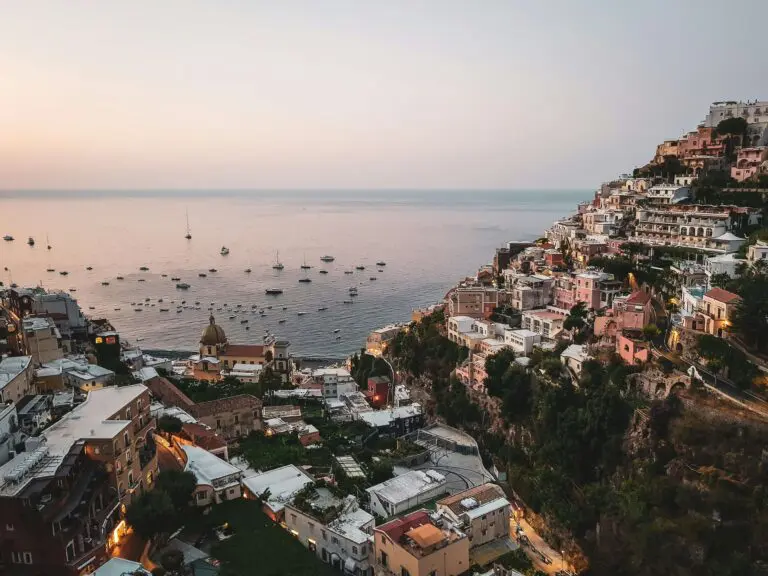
[1,98,768,576]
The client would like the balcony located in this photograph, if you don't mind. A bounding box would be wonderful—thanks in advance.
[132,415,156,439]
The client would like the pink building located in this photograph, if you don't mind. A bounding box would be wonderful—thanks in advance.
[614,291,655,330]
[731,147,768,182]
[575,271,622,311]
[552,276,576,310]
[617,332,650,365]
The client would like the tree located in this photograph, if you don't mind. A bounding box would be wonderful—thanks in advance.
[160,549,185,575]
[716,117,748,137]
[564,301,588,332]
[264,349,273,363]
[155,469,197,510]
[709,272,732,290]
[368,459,394,485]
[125,490,175,540]
[157,415,183,435]
[258,366,282,395]
[484,348,516,397]
[642,324,661,341]
[731,263,768,352]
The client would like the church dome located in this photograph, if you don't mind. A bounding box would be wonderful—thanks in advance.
[201,315,227,346]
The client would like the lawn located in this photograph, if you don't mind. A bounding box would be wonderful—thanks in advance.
[186,499,337,576]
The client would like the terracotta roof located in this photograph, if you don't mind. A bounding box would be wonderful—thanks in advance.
[625,291,652,305]
[376,510,431,543]
[221,344,265,358]
[704,287,741,304]
[145,376,194,408]
[406,524,444,548]
[181,422,227,451]
[189,394,262,419]
[436,483,506,516]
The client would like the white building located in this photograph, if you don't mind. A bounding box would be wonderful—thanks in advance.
[748,240,768,264]
[226,362,263,383]
[646,184,690,205]
[366,324,404,357]
[366,469,448,518]
[520,309,566,340]
[311,368,359,399]
[30,290,88,337]
[561,344,590,377]
[0,403,19,466]
[182,445,242,506]
[705,253,745,281]
[93,558,152,576]
[704,100,768,146]
[22,317,65,365]
[502,329,541,355]
[436,484,510,550]
[285,492,375,575]
[0,356,34,404]
[447,316,510,351]
[241,464,315,520]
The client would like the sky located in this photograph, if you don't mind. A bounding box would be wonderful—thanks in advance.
[1,1,767,191]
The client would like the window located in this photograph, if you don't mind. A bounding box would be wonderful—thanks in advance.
[290,514,297,524]
[321,529,327,540]
[229,488,235,495]
[352,546,358,555]
[128,472,133,486]
[197,492,207,501]
[65,540,75,562]
[401,567,410,576]
[126,408,131,420]
[308,522,314,533]
[380,552,388,568]
[123,432,129,447]
[216,419,221,429]
[234,414,239,424]
[5,523,14,531]
[331,537,339,545]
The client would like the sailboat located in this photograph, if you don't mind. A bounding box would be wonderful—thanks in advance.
[46,234,51,250]
[300,254,311,270]
[184,209,192,240]
[272,251,284,270]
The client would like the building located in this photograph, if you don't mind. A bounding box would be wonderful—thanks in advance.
[224,362,263,383]
[181,445,242,506]
[264,418,321,446]
[22,317,65,365]
[703,100,768,146]
[520,309,566,340]
[653,139,679,164]
[262,404,303,423]
[0,355,34,403]
[0,385,156,575]
[374,510,470,576]
[241,464,314,522]
[93,557,152,576]
[560,344,590,376]
[285,492,375,575]
[446,317,508,351]
[188,394,262,440]
[176,422,229,460]
[30,290,88,339]
[701,287,741,338]
[366,470,448,519]
[365,376,391,409]
[15,395,52,435]
[144,375,195,410]
[357,404,425,438]
[646,184,690,205]
[446,287,499,320]
[677,126,728,159]
[747,240,768,264]
[195,315,291,381]
[366,325,404,357]
[509,276,552,311]
[705,253,745,281]
[35,356,116,392]
[612,291,655,331]
[551,276,576,311]
[617,331,650,365]
[581,210,624,236]
[0,403,20,466]
[436,484,510,550]
[731,147,768,182]
[575,271,622,310]
[310,368,359,399]
[502,329,540,355]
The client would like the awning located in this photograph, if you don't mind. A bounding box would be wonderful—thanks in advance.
[344,557,357,574]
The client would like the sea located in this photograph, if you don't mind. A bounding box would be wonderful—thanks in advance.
[0,190,589,358]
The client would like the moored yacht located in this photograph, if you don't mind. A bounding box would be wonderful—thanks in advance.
[220,246,230,256]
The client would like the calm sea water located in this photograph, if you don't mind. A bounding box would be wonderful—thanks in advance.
[0,190,588,357]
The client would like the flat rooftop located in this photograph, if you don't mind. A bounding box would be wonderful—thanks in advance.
[183,445,241,486]
[358,404,422,428]
[366,469,446,506]
[241,464,314,513]
[43,384,147,456]
[0,356,32,390]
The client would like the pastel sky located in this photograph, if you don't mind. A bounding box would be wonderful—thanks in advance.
[2,1,767,190]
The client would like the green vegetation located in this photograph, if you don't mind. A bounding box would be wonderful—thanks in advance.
[126,470,197,540]
[494,548,543,576]
[238,431,332,471]
[349,350,391,389]
[563,301,588,331]
[697,334,759,389]
[732,261,768,353]
[157,414,183,435]
[183,499,337,576]
[174,372,282,403]
[715,116,748,138]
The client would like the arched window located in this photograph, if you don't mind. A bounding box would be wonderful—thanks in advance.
[706,228,712,237]
[680,227,687,236]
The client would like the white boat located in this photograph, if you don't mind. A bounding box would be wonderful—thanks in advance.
[220,246,230,256]
[320,255,335,262]
[272,250,284,270]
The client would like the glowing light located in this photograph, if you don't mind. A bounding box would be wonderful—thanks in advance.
[95,337,103,344]
[111,520,126,546]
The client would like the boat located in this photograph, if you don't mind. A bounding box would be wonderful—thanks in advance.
[9,283,17,289]
[220,246,230,256]
[378,269,384,272]
[355,265,365,270]
[369,277,377,281]
[318,307,327,312]
[297,312,307,316]
[46,235,52,250]
[3,235,13,241]
[266,305,272,309]
[245,268,252,273]
[134,308,143,312]
[171,277,181,281]
[272,250,284,270]
[86,266,93,271]
[101,281,110,286]
[333,329,340,333]
[265,288,283,295]
[282,306,287,310]
[348,287,358,294]
[208,268,217,273]
[59,271,69,276]
[195,301,201,305]
[27,237,35,246]
[344,270,354,275]
[161,274,167,278]
[343,300,354,304]
[299,277,312,283]
[69,288,76,291]
[350,292,358,297]
[376,261,386,266]
[160,308,169,312]
[46,268,55,273]
[158,298,164,302]
[199,273,207,278]
[114,308,120,311]
[319,270,328,274]
[300,255,311,270]
[145,298,151,301]
[88,306,95,310]
[279,319,286,324]
[185,209,192,240]
[320,255,335,262]
[116,276,124,280]
[240,319,248,324]
[176,283,191,289]
[138,278,146,282]
[228,315,235,320]
[176,309,182,313]
[336,336,341,340]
